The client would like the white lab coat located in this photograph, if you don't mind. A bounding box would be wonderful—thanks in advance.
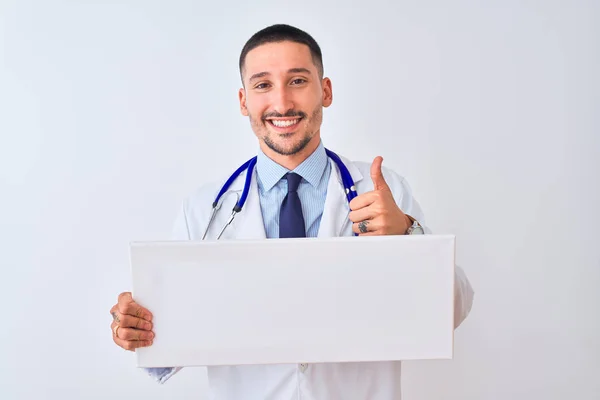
[167,154,474,400]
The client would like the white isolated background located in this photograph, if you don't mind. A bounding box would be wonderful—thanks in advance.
[1,1,598,399]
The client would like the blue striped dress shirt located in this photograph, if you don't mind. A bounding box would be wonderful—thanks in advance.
[256,141,331,238]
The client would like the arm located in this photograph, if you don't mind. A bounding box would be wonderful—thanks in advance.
[348,158,475,329]
[453,264,474,329]
[394,174,475,329]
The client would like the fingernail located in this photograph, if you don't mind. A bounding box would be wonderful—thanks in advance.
[145,322,152,330]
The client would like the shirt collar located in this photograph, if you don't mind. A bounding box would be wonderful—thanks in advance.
[256,140,328,192]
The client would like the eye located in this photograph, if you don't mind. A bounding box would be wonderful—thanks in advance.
[255,83,271,90]
[291,78,307,85]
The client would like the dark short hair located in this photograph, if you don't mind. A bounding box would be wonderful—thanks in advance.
[239,24,324,82]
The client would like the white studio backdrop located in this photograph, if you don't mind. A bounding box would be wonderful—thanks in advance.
[1,1,598,399]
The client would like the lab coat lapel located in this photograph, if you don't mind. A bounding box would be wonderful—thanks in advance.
[228,166,266,240]
[318,157,364,238]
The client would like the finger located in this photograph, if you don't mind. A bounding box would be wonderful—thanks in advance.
[112,330,153,352]
[348,206,377,223]
[118,293,153,321]
[354,231,380,236]
[112,310,153,330]
[352,219,382,235]
[349,191,379,211]
[115,337,153,352]
[119,301,153,321]
[116,326,155,342]
[370,156,390,191]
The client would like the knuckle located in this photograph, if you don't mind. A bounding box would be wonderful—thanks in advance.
[126,329,138,340]
[112,311,121,323]
[121,304,136,316]
[118,302,128,314]
[119,315,131,327]
[120,328,132,340]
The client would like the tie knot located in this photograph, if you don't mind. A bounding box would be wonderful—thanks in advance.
[285,172,302,193]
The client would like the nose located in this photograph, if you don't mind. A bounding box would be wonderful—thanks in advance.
[271,85,294,115]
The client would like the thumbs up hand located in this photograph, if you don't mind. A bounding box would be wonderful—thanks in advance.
[348,156,412,235]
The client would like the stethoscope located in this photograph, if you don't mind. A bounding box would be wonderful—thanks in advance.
[201,148,358,240]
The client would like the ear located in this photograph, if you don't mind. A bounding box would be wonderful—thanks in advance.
[239,88,248,116]
[322,77,333,108]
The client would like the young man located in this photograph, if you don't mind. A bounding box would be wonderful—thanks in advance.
[110,24,474,399]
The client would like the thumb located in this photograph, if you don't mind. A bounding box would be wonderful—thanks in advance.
[370,156,390,191]
[118,292,134,306]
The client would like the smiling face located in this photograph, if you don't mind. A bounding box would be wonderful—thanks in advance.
[239,41,332,168]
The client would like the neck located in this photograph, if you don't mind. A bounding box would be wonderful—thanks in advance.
[260,135,321,170]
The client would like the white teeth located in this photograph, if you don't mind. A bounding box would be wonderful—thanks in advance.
[271,119,299,127]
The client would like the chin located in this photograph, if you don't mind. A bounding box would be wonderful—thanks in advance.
[264,134,314,156]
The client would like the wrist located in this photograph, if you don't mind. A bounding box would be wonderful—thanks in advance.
[404,215,414,234]
[404,214,425,235]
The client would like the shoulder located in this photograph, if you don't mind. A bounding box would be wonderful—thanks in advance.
[181,155,257,207]
[172,167,249,240]
[182,180,222,210]
[177,161,247,219]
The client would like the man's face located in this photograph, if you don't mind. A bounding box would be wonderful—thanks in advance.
[239,41,332,157]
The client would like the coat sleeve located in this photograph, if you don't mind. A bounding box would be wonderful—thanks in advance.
[383,167,475,329]
[141,201,190,384]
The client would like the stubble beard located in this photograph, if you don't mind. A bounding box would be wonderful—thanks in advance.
[251,106,322,156]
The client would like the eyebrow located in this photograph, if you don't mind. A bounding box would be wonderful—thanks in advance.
[249,68,312,83]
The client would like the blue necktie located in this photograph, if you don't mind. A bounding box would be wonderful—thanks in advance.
[279,172,306,238]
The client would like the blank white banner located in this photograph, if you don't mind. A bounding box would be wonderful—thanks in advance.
[130,235,456,368]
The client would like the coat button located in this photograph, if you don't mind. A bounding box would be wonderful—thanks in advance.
[299,363,308,372]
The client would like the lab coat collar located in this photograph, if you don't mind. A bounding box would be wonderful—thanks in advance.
[225,153,364,240]
[256,141,329,191]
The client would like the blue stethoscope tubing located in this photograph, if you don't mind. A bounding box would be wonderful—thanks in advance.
[202,148,357,240]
